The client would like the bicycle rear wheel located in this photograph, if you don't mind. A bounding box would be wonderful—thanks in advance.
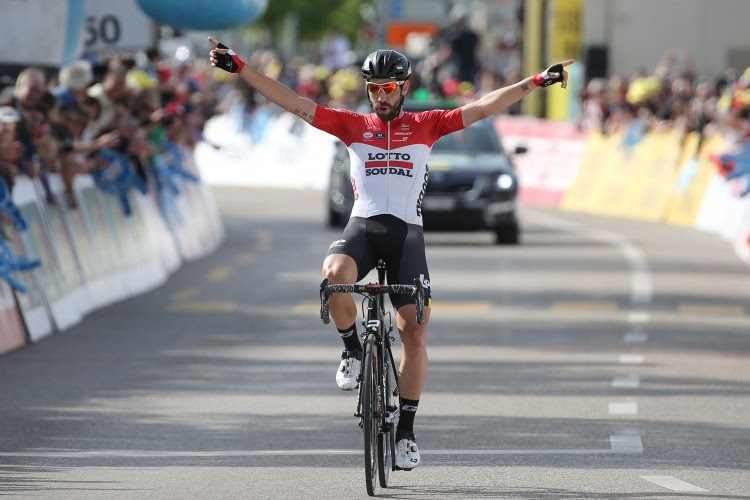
[362,335,378,496]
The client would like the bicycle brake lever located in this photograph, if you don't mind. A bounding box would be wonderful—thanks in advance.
[414,279,424,325]
[320,279,330,324]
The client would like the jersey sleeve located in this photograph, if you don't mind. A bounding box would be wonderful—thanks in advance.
[420,108,466,146]
[310,105,360,145]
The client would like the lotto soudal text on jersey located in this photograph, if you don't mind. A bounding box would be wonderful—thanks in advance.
[311,106,464,226]
[365,152,414,177]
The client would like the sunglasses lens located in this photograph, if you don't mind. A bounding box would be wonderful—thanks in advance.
[368,82,399,94]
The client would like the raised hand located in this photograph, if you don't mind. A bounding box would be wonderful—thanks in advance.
[533,59,575,88]
[208,36,246,74]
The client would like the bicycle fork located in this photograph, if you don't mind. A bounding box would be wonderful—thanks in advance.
[355,317,381,426]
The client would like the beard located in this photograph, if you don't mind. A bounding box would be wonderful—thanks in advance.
[370,95,404,122]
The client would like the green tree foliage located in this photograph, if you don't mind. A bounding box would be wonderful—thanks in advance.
[258,0,367,43]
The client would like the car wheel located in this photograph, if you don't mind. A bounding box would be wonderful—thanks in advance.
[494,222,520,245]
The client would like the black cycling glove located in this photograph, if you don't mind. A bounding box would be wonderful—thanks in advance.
[532,63,565,87]
[213,43,246,74]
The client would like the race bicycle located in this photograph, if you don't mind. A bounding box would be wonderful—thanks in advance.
[320,259,425,496]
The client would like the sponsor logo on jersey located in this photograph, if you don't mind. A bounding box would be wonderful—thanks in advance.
[364,152,414,177]
[363,131,373,139]
[375,132,386,139]
[365,166,414,177]
[415,164,430,217]
[366,152,412,161]
[418,273,431,289]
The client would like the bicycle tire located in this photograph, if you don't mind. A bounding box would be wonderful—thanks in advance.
[378,342,395,487]
[362,335,378,496]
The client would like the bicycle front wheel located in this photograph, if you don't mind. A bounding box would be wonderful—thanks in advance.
[378,343,396,487]
[362,335,378,496]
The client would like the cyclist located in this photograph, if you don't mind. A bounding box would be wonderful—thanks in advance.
[208,36,572,470]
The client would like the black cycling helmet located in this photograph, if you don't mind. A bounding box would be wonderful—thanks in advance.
[361,49,412,81]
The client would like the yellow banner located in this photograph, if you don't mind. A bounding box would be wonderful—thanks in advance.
[546,0,581,121]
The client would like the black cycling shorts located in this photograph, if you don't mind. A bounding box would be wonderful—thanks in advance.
[326,214,431,311]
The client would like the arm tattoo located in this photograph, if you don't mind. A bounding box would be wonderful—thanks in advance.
[520,83,531,92]
[294,108,313,123]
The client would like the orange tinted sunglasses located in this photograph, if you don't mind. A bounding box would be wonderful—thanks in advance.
[366,81,404,94]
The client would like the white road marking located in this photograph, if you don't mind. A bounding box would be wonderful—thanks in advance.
[628,311,651,324]
[620,245,652,305]
[610,433,643,453]
[619,354,645,364]
[608,402,638,415]
[0,437,645,459]
[679,303,745,315]
[640,475,708,492]
[0,450,358,458]
[422,448,624,455]
[612,374,640,388]
[624,330,648,344]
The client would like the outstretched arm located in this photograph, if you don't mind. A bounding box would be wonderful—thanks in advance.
[460,60,575,127]
[208,36,317,124]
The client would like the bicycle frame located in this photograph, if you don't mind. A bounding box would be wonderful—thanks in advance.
[357,261,400,436]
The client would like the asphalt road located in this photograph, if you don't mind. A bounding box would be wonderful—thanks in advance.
[0,186,748,500]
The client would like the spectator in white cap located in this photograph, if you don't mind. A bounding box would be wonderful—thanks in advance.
[54,59,93,114]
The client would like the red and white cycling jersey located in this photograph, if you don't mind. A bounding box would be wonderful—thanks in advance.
[312,105,465,225]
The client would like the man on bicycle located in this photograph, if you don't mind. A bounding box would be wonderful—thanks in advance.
[209,36,572,470]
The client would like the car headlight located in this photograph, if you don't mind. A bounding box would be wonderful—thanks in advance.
[496,173,514,190]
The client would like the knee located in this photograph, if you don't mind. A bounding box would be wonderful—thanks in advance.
[322,258,356,284]
[399,325,427,353]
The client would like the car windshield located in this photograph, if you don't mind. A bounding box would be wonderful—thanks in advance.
[432,124,503,153]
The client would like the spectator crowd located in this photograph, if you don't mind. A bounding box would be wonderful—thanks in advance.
[1,37,749,242]
[0,50,220,215]
[577,51,750,145]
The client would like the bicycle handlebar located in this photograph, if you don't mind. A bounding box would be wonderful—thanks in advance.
[320,279,425,325]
